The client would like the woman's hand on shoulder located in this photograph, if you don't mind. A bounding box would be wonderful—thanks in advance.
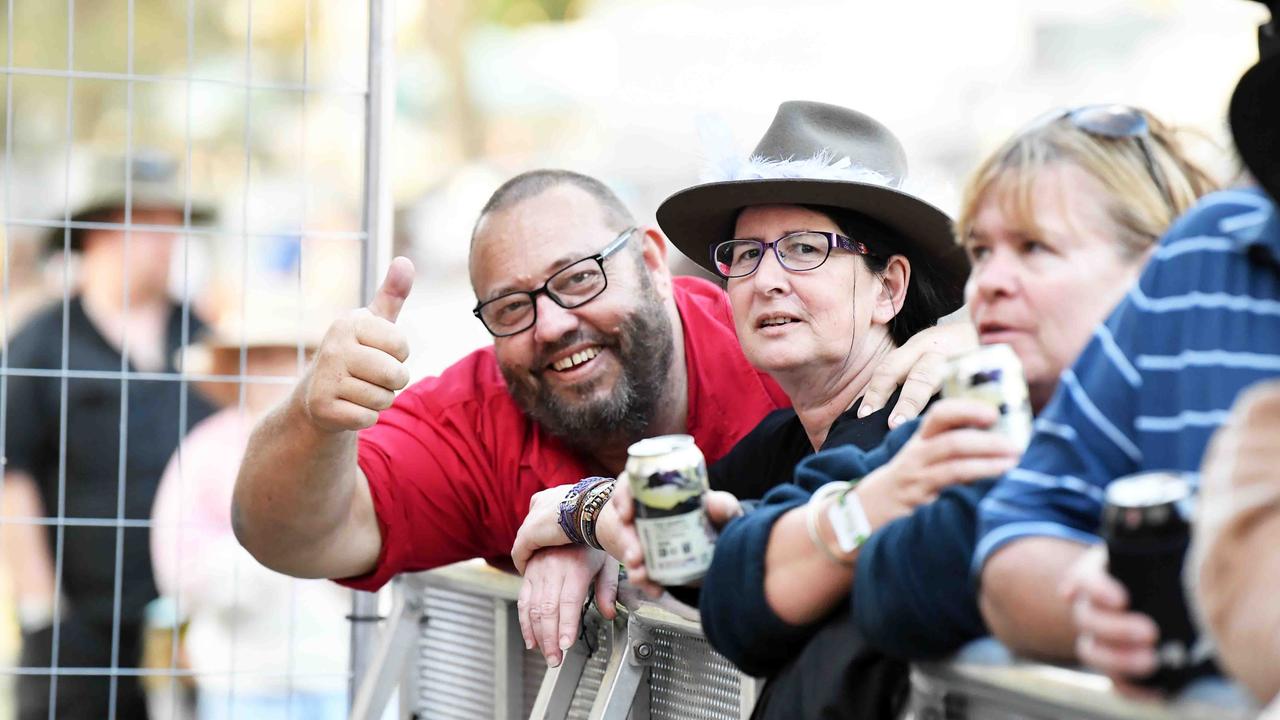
[859,321,978,428]
[855,397,1019,526]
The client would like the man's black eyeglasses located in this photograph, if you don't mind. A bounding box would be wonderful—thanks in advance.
[473,227,637,337]
[1052,104,1172,211]
[711,231,876,279]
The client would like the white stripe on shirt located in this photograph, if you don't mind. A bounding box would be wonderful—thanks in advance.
[1152,237,1238,261]
[1032,418,1078,442]
[1006,467,1107,503]
[1061,370,1143,464]
[1137,350,1280,372]
[1095,325,1142,387]
[1129,286,1280,316]
[1135,410,1233,432]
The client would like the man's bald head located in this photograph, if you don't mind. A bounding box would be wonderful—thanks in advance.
[470,169,635,251]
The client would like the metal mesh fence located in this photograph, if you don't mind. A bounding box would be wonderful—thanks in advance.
[646,627,743,720]
[0,2,383,718]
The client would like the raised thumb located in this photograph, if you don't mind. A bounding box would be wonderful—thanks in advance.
[368,256,414,322]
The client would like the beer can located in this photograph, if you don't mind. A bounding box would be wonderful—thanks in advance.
[1102,471,1217,692]
[625,434,715,586]
[942,343,1033,451]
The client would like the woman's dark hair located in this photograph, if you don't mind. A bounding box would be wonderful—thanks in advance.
[806,205,953,346]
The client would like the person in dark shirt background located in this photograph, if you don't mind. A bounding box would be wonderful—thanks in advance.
[1,152,216,719]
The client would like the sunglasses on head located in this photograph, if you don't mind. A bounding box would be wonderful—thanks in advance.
[1040,104,1172,212]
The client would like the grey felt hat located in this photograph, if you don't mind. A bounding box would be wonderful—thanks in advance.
[1231,1,1280,203]
[46,149,215,253]
[656,100,968,314]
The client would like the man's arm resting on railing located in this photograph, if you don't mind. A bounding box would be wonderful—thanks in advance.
[232,392,382,580]
[978,536,1088,662]
[1,471,58,627]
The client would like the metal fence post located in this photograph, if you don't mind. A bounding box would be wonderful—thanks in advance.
[351,0,397,709]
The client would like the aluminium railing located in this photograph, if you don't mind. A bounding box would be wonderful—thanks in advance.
[351,562,1254,720]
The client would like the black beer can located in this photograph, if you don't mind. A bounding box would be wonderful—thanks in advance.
[1101,472,1217,692]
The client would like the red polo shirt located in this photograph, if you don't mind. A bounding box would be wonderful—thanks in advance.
[341,276,787,591]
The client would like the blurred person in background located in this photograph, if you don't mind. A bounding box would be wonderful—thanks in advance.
[508,101,971,669]
[1189,381,1280,713]
[231,168,960,627]
[689,102,1216,719]
[977,0,1280,686]
[150,302,349,720]
[1061,0,1280,695]
[0,151,217,719]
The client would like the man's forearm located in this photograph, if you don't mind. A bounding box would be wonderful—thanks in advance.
[979,537,1088,662]
[232,390,380,579]
[1,472,57,609]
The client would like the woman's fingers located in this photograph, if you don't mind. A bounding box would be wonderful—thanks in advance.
[1060,547,1126,607]
[623,546,663,598]
[704,491,744,529]
[886,351,950,428]
[917,398,1002,438]
[861,321,976,424]
[913,427,1020,471]
[922,456,1019,492]
[1075,598,1160,648]
[1077,629,1159,680]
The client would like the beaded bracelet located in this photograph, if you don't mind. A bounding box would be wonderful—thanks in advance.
[558,476,612,545]
[578,479,617,551]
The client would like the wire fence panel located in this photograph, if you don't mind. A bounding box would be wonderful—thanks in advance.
[0,1,380,718]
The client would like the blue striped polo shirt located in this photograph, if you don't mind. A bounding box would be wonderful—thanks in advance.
[974,188,1280,573]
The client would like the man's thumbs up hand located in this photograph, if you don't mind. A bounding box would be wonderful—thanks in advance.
[368,256,414,322]
[301,258,416,432]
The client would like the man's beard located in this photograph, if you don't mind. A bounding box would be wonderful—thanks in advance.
[501,285,674,456]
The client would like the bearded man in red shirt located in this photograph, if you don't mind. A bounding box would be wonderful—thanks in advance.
[231,169,956,601]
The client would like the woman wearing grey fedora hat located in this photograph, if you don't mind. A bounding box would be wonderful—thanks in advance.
[510,101,976,611]
[605,100,972,568]
[583,100,979,716]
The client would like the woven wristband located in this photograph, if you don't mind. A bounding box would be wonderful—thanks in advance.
[558,476,611,545]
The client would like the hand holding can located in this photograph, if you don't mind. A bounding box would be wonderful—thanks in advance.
[1102,472,1219,692]
[624,434,716,587]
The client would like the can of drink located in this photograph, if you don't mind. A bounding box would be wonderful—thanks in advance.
[942,343,1033,451]
[1102,472,1217,692]
[624,434,715,586]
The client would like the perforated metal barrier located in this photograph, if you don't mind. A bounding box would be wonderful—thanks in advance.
[352,563,1254,720]
[350,562,758,720]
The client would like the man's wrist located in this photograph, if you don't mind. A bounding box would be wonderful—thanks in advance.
[594,501,622,557]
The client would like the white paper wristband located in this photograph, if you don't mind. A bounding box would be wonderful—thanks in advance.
[827,487,873,554]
